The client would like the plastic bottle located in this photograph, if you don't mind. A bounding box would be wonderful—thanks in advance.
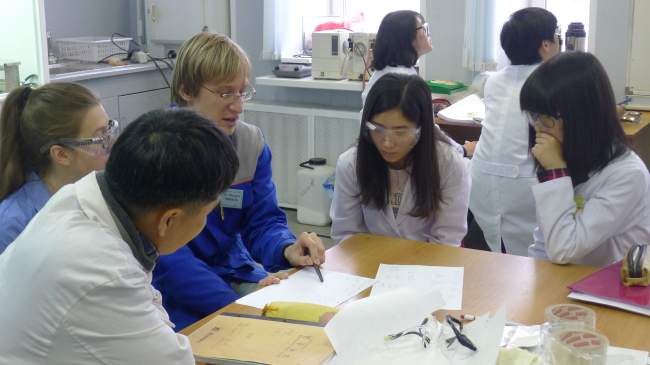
[297,158,336,226]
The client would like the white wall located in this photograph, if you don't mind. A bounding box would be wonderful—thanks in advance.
[589,0,633,101]
[43,0,136,55]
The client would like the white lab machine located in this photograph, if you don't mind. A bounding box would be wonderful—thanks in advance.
[347,32,376,81]
[311,30,350,80]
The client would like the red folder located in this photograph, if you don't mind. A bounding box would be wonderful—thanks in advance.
[568,261,650,308]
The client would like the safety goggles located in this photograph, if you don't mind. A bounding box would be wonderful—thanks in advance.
[364,121,421,148]
[40,119,119,157]
[384,317,437,352]
[198,83,256,102]
[440,314,477,359]
[525,112,560,130]
[416,22,430,36]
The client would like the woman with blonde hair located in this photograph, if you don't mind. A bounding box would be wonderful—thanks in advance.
[0,82,117,252]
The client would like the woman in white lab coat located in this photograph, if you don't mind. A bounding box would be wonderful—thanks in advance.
[468,8,560,255]
[361,10,470,157]
[330,73,470,245]
[523,51,650,268]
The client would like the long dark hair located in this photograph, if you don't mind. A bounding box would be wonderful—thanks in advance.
[357,73,447,218]
[371,10,423,70]
[521,52,630,185]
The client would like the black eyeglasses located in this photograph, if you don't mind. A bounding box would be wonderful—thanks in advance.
[444,314,477,351]
[416,23,430,36]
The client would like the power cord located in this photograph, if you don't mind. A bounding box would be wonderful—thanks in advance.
[105,33,174,88]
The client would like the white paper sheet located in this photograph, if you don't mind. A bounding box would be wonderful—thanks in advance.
[235,267,378,309]
[371,264,464,310]
[324,287,505,365]
[438,93,485,124]
[607,346,649,365]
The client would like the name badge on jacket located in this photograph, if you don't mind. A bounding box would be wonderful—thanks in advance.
[220,189,244,209]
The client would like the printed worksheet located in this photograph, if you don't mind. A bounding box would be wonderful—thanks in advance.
[236,267,378,309]
[370,264,464,310]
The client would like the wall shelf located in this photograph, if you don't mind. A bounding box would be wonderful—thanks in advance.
[255,75,363,92]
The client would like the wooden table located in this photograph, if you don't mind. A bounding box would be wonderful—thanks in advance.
[436,117,482,145]
[180,233,650,352]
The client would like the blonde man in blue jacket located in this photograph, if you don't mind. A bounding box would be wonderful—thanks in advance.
[153,31,326,330]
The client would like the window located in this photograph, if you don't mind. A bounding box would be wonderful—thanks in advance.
[262,0,420,61]
[341,1,420,32]
[546,0,590,49]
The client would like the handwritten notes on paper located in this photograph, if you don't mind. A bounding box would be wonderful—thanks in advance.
[236,266,378,309]
[370,264,464,310]
[189,313,334,365]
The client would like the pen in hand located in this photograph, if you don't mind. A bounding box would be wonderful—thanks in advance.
[306,248,324,282]
[617,97,633,105]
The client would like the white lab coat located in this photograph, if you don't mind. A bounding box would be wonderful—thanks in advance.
[0,173,194,364]
[529,151,650,268]
[361,65,466,156]
[330,143,471,245]
[469,64,539,255]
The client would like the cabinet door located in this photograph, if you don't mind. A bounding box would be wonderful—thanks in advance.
[146,0,205,43]
[101,96,119,121]
[118,88,171,128]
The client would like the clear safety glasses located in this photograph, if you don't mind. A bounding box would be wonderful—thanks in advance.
[364,121,421,148]
[383,317,437,352]
[525,112,560,130]
[40,119,119,157]
[199,83,257,102]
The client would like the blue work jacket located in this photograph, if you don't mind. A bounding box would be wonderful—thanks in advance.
[152,121,295,330]
[0,172,51,253]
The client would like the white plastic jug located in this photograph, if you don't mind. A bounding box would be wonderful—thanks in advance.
[297,158,336,226]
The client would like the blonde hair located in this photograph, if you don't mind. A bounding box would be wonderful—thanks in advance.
[171,31,252,106]
[0,83,100,200]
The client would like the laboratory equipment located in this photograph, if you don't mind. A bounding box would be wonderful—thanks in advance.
[311,30,350,80]
[297,158,335,226]
[565,23,586,52]
[347,32,376,81]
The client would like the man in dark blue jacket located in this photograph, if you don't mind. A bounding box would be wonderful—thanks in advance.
[153,31,326,330]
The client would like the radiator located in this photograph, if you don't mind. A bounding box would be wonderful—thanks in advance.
[243,101,360,208]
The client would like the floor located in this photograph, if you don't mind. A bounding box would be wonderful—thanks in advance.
[283,208,336,250]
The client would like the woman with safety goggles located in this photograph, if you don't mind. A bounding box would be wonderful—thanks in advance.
[330,73,471,245]
[0,82,117,253]
[523,51,650,268]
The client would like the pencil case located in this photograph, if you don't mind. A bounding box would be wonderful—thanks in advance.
[262,301,340,322]
[621,244,650,286]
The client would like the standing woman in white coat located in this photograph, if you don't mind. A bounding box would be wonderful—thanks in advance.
[331,73,471,245]
[360,10,473,157]
[523,51,650,268]
[468,8,559,255]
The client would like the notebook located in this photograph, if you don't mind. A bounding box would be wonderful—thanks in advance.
[567,261,650,317]
[188,313,335,365]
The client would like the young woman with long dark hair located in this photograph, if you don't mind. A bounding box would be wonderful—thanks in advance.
[331,73,470,244]
[522,51,650,267]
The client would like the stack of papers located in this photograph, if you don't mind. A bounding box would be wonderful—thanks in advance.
[235,267,378,309]
[437,93,485,124]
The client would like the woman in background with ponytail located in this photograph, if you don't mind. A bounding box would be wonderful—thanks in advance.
[0,82,117,253]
